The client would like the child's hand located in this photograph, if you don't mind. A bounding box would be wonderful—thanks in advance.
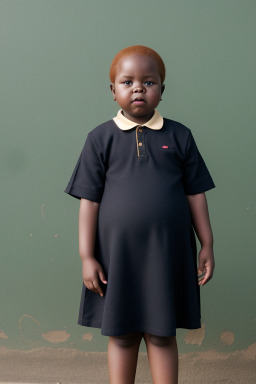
[197,245,215,286]
[82,257,108,297]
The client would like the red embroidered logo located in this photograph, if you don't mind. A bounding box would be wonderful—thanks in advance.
[162,145,168,149]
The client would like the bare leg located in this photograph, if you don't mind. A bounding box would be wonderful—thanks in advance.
[143,333,179,384]
[108,331,143,384]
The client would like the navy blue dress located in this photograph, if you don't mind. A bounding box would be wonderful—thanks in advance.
[64,117,215,337]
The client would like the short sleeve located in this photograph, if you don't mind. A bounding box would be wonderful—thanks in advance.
[182,131,215,195]
[64,134,105,202]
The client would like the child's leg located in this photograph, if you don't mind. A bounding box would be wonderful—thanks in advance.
[143,333,178,384]
[108,331,143,384]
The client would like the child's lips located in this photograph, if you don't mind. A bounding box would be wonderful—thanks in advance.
[132,98,146,104]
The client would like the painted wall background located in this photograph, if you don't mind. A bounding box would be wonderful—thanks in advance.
[1,0,255,355]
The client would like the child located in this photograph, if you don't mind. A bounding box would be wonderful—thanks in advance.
[65,45,215,384]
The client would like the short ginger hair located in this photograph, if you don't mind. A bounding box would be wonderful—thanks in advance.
[109,45,165,83]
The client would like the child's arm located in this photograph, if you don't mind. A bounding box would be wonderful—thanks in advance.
[79,198,108,297]
[186,192,215,286]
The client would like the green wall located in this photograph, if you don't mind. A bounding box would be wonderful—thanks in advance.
[1,0,255,353]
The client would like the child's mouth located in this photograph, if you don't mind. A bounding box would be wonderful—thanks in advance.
[132,98,146,104]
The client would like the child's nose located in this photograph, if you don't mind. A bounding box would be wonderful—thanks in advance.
[133,86,144,93]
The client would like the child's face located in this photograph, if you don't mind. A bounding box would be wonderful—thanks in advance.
[110,54,165,124]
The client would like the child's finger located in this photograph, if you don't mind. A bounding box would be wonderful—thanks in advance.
[85,281,94,291]
[198,269,206,285]
[199,268,213,285]
[197,263,205,277]
[99,270,108,285]
[92,278,104,297]
[198,269,206,281]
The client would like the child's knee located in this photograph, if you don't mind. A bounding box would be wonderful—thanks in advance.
[143,333,176,347]
[110,331,143,348]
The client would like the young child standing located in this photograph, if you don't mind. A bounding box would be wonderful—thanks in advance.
[65,45,215,384]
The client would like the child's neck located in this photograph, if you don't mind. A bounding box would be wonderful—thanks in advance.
[121,110,154,125]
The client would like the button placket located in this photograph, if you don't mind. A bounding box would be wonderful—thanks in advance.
[136,126,147,158]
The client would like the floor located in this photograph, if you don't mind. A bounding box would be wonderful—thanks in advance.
[0,343,255,384]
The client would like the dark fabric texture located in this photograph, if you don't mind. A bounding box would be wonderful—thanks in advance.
[64,117,215,337]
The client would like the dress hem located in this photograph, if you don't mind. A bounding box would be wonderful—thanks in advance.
[77,319,201,337]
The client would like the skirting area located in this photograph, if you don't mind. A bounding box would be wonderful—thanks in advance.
[0,344,255,384]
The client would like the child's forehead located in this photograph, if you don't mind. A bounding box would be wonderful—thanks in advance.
[116,54,161,75]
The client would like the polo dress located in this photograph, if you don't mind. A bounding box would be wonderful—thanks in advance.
[64,109,215,337]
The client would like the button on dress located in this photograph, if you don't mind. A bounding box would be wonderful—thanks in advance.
[64,114,215,337]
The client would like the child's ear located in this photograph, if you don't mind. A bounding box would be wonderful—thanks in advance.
[110,83,117,101]
[161,83,165,95]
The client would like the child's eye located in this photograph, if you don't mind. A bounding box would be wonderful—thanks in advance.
[145,81,154,86]
[124,80,132,85]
